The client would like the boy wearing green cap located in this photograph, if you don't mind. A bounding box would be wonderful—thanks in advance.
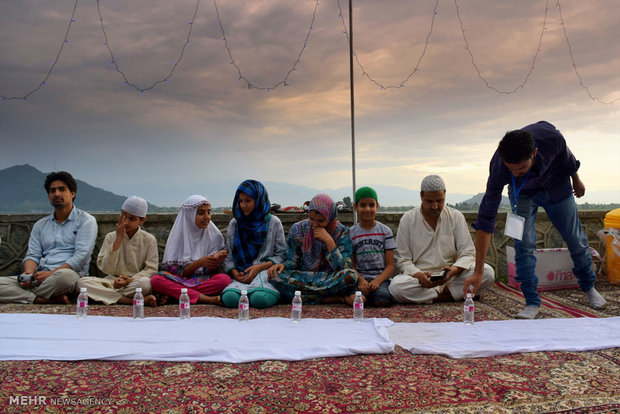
[347,186,395,307]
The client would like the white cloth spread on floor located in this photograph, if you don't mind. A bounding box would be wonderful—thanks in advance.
[2,314,618,362]
[388,317,620,359]
[0,314,394,362]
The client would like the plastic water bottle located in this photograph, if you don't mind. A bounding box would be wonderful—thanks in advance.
[353,291,364,321]
[464,293,475,325]
[238,290,249,321]
[76,287,88,319]
[291,290,302,322]
[133,288,144,319]
[179,288,190,319]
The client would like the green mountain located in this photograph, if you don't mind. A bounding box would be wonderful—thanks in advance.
[0,164,165,213]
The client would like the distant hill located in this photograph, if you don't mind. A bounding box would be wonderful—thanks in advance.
[1,164,475,213]
[461,193,511,206]
[449,193,511,212]
[0,165,166,213]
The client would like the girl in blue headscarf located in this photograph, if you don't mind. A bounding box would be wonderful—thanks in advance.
[221,180,286,308]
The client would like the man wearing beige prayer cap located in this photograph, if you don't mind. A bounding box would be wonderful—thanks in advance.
[389,175,495,304]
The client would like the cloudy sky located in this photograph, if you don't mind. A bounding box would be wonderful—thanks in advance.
[1,0,618,207]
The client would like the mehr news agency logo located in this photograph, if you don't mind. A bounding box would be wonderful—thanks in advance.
[9,395,112,406]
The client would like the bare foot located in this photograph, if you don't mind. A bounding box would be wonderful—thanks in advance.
[54,294,71,304]
[33,296,48,304]
[144,295,157,308]
[344,294,362,307]
[198,294,222,305]
[34,294,70,304]
[157,294,169,306]
[433,289,454,303]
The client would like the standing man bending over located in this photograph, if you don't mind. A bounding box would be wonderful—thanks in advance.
[0,171,97,304]
[389,175,495,304]
[467,121,607,319]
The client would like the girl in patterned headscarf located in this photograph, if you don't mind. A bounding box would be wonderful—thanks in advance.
[150,195,231,305]
[268,193,358,304]
[221,180,286,309]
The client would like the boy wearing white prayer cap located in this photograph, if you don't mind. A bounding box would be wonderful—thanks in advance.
[389,175,495,304]
[78,196,159,306]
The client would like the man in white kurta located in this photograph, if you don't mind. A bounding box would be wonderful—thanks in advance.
[78,196,159,305]
[389,176,495,304]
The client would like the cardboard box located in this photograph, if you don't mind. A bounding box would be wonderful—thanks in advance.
[506,246,592,291]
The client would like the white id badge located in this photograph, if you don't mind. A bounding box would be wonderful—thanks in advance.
[504,212,525,240]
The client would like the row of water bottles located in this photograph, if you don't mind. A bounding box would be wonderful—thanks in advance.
[238,290,365,322]
[78,288,475,323]
[279,291,475,324]
[78,288,366,321]
[77,287,191,319]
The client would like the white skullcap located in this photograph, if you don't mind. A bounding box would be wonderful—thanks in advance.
[121,196,148,218]
[420,175,446,192]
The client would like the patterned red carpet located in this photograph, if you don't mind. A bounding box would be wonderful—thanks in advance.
[1,281,618,413]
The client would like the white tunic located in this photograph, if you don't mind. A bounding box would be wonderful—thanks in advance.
[394,206,475,276]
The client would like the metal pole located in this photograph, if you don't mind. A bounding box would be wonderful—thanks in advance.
[349,0,357,224]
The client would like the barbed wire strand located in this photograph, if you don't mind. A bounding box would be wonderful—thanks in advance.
[336,0,439,90]
[213,0,320,91]
[0,0,79,102]
[96,0,201,94]
[455,0,549,95]
[555,0,618,104]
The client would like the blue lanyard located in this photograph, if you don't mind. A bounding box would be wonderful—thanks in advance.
[510,171,530,213]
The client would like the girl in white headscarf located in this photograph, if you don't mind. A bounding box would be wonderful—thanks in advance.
[150,195,231,305]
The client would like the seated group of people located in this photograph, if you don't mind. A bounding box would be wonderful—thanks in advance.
[1,121,608,319]
[0,171,495,311]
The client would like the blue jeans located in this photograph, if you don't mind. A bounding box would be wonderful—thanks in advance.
[513,190,595,307]
[356,277,393,307]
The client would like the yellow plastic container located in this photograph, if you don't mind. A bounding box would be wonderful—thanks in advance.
[603,208,620,284]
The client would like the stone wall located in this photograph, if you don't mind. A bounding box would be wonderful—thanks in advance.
[0,211,607,281]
